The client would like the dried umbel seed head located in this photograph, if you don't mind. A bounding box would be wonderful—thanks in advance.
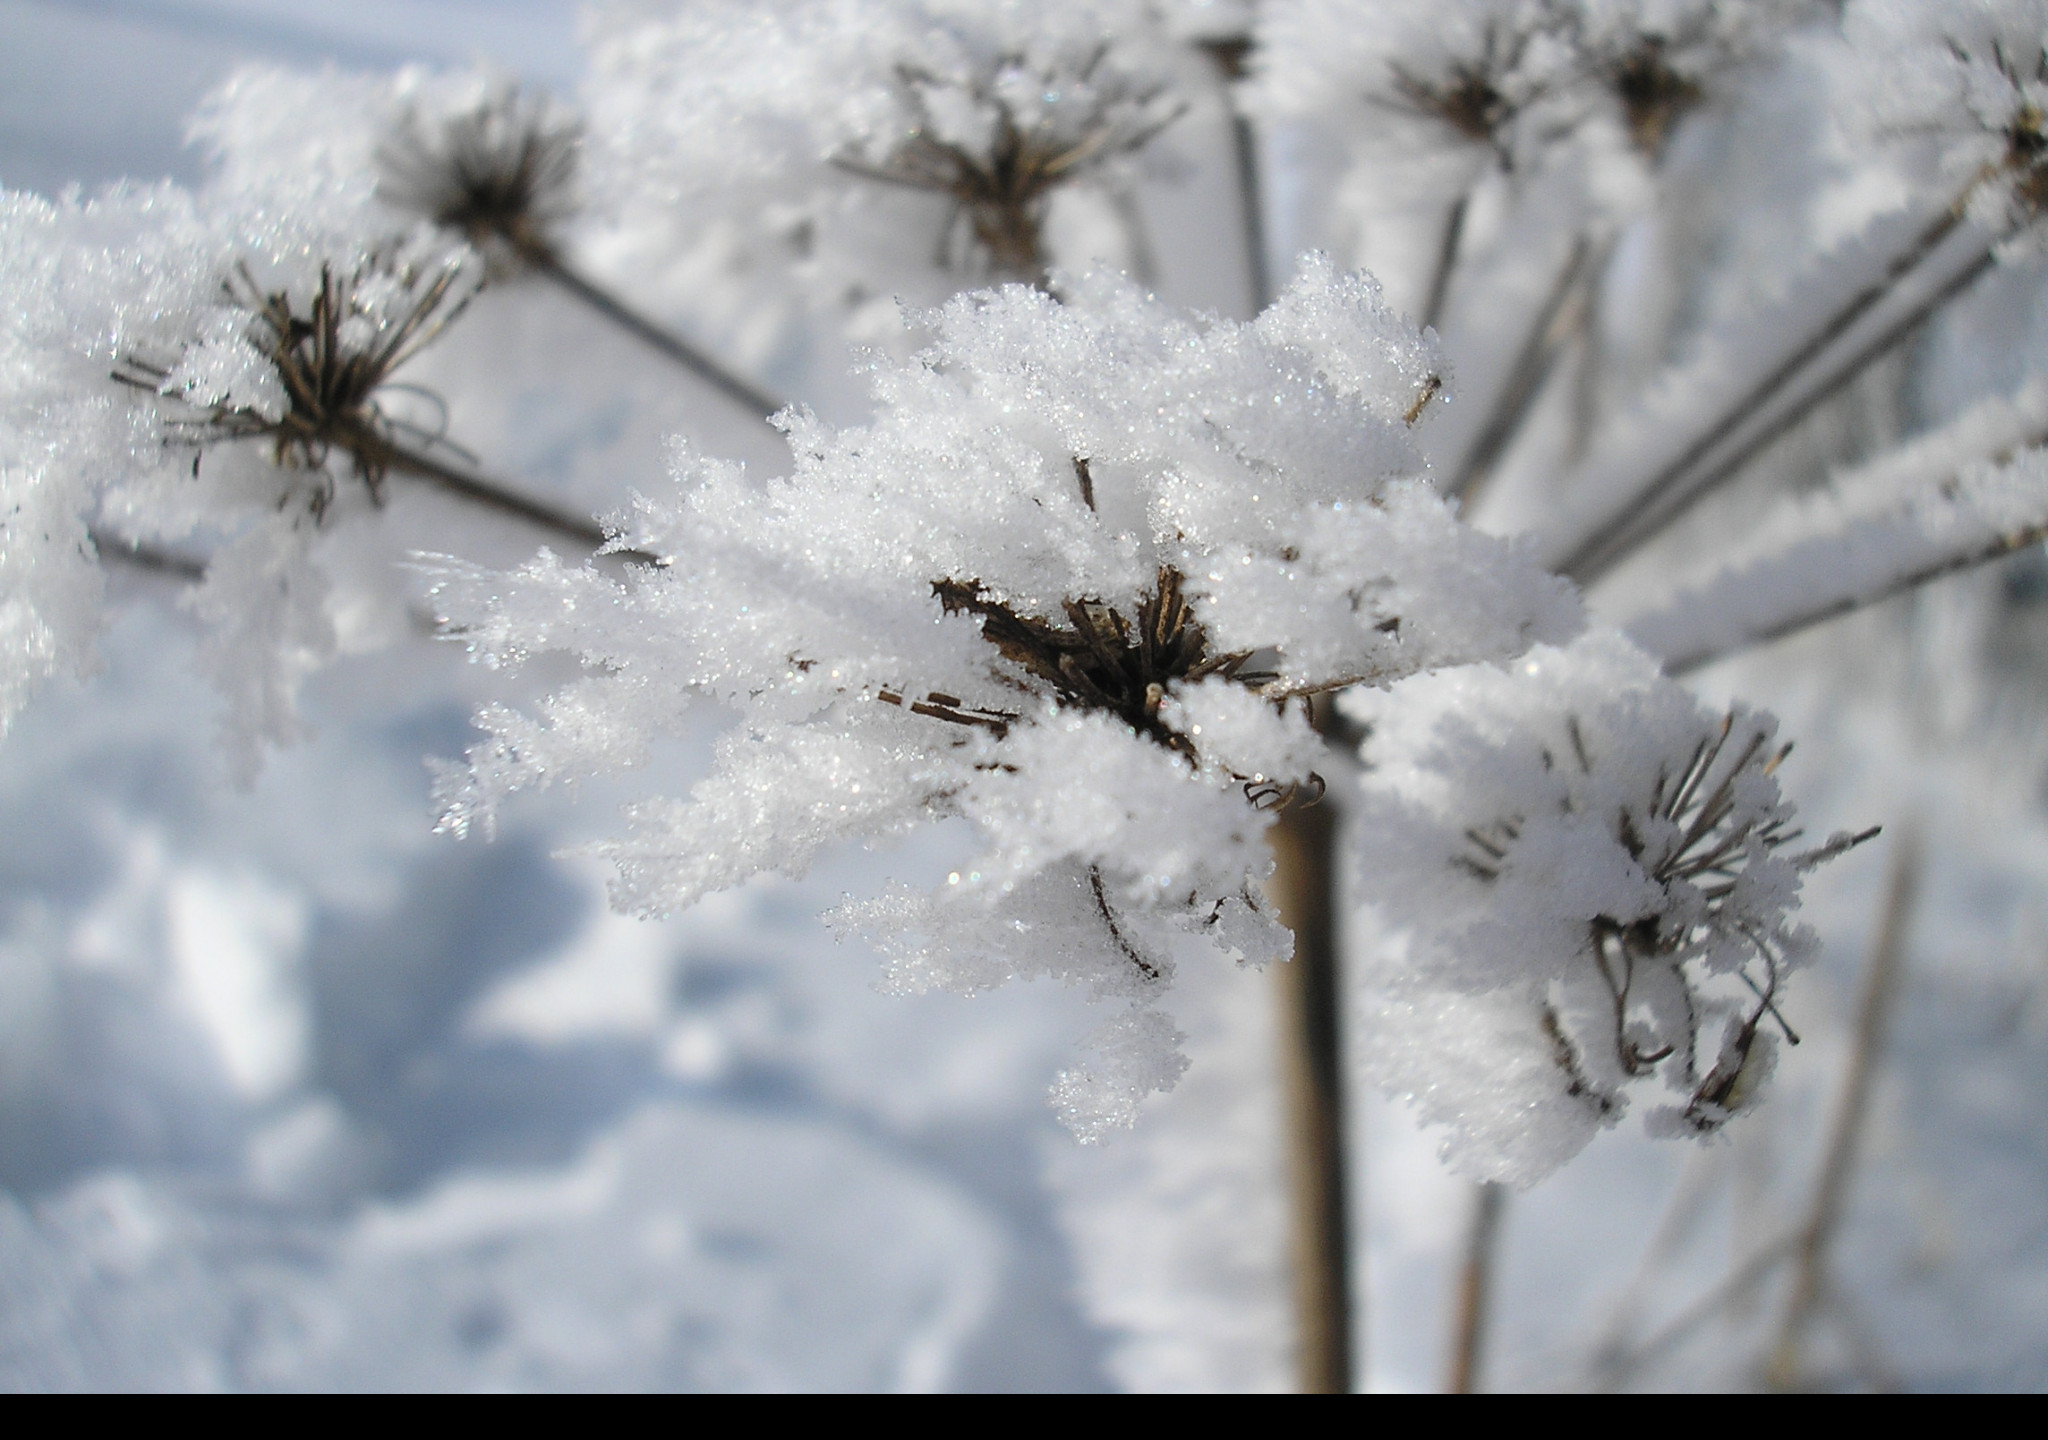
[113,250,477,518]
[915,564,1331,806]
[1382,17,1552,166]
[1456,708,1877,1136]
[1604,36,1706,157]
[834,50,1185,283]
[376,84,582,270]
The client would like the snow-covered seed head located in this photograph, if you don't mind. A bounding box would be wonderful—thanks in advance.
[111,250,475,516]
[1846,6,2048,229]
[375,84,581,270]
[1354,634,1872,1182]
[834,49,1185,283]
[1454,708,1877,1135]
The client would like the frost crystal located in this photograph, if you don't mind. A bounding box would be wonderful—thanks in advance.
[1350,631,1871,1183]
[429,261,1579,1136]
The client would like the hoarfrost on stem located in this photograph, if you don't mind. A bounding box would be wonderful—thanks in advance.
[427,259,1580,1137]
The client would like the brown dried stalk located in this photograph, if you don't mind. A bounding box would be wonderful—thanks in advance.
[1561,79,2048,584]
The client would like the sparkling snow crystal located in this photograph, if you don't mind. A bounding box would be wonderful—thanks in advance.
[1349,630,1874,1184]
[429,260,1579,1137]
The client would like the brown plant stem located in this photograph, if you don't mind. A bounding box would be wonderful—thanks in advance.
[1446,1181,1505,1393]
[518,245,787,420]
[355,432,654,560]
[1267,776,1353,1394]
[1572,239,1998,584]
[1764,830,1919,1391]
[1212,48,1358,1389]
[1202,37,1271,313]
[1555,204,1973,582]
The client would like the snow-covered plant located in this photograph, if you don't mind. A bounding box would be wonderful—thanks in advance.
[113,240,480,519]
[374,79,583,274]
[1252,0,1577,174]
[426,258,1580,1137]
[200,63,785,416]
[0,193,109,732]
[583,0,1193,350]
[1568,1,1817,158]
[1351,631,1872,1182]
[1841,0,2048,234]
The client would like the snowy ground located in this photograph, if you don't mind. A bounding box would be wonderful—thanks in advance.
[5,0,2048,1392]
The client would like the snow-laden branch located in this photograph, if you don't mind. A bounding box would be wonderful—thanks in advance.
[1625,378,2048,673]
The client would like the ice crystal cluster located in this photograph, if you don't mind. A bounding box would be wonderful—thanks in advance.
[583,0,1193,350]
[428,258,1579,1137]
[1350,631,1869,1182]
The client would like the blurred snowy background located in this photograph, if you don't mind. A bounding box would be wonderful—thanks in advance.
[4,0,2048,1392]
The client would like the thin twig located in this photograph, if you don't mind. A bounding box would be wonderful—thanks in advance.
[520,246,786,420]
[1422,185,1472,333]
[1573,240,1999,584]
[1764,830,1919,1390]
[1555,203,1974,581]
[1446,1181,1506,1393]
[1595,1230,1801,1386]
[1447,235,1596,502]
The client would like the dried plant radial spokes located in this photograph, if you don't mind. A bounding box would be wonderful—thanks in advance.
[1381,19,1547,165]
[112,252,475,512]
[375,84,581,263]
[933,567,1260,750]
[834,52,1185,281]
[1980,41,2048,217]
[922,566,1328,812]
